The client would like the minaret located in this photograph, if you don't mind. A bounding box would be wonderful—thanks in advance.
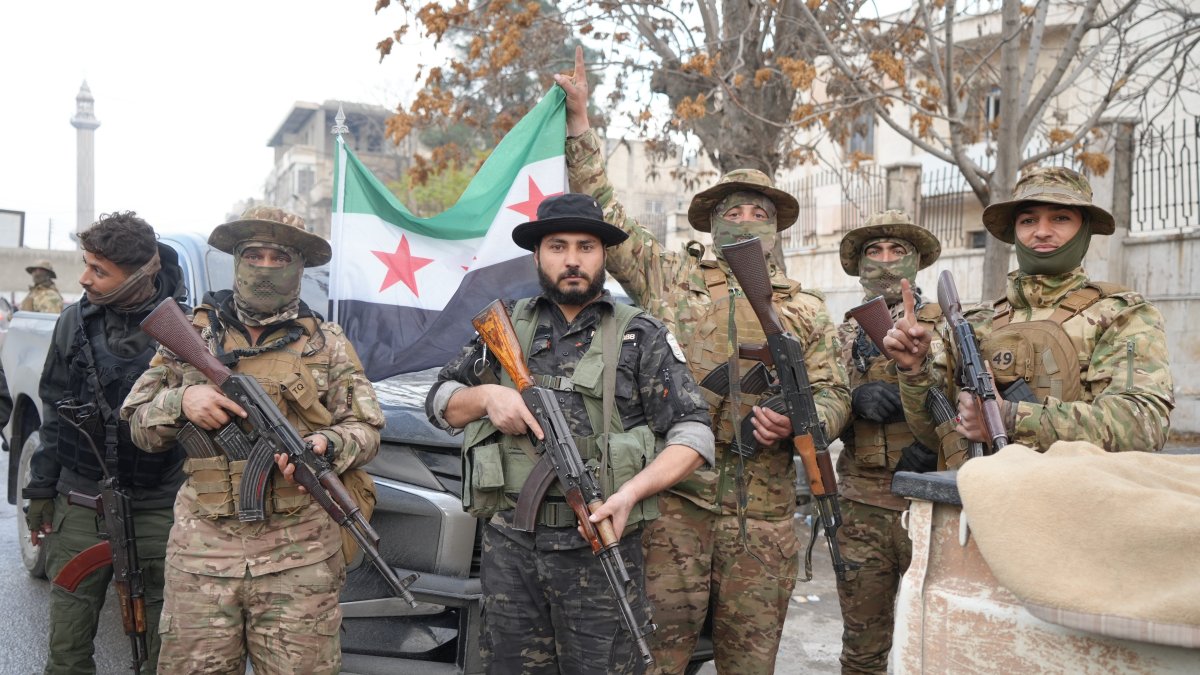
[70,81,100,237]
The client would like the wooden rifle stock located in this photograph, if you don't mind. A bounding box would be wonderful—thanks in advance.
[720,239,785,336]
[471,300,535,392]
[140,299,232,385]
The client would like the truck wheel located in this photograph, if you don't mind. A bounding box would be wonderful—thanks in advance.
[17,431,48,579]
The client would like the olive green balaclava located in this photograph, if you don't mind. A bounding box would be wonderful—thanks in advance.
[857,237,919,303]
[233,241,305,326]
[1015,217,1092,276]
[710,191,778,262]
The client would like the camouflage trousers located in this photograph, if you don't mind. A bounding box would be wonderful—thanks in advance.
[834,498,911,675]
[479,519,649,675]
[643,492,799,675]
[156,555,345,675]
[44,495,172,675]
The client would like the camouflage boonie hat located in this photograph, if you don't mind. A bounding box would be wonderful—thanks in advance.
[981,166,1116,243]
[25,259,56,278]
[839,210,941,276]
[209,205,331,267]
[687,168,800,232]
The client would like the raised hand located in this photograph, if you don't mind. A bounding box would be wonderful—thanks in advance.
[882,278,933,372]
[553,45,590,137]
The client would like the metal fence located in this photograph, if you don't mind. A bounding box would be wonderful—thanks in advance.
[779,167,886,250]
[1132,117,1200,233]
[920,165,971,249]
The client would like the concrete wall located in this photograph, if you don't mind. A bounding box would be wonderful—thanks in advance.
[0,247,83,305]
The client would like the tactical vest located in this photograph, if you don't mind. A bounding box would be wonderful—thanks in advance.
[60,310,182,486]
[848,303,942,470]
[460,299,660,527]
[182,311,333,519]
[982,282,1127,403]
[688,263,770,446]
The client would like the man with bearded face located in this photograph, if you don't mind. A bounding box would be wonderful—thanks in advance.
[426,193,714,674]
[24,211,187,674]
[555,49,851,674]
[122,206,384,674]
[885,167,1174,456]
[20,259,65,314]
[833,211,943,674]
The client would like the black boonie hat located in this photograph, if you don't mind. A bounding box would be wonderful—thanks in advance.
[511,193,629,251]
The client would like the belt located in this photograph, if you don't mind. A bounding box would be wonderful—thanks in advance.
[506,494,578,528]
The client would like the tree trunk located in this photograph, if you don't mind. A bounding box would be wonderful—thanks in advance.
[981,0,1024,303]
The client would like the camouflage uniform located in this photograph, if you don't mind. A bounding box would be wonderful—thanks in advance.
[834,213,944,674]
[21,283,65,313]
[567,129,851,674]
[899,168,1174,456]
[122,292,382,671]
[427,293,712,674]
[21,259,65,313]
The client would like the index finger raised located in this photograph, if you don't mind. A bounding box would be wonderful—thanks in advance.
[902,278,917,323]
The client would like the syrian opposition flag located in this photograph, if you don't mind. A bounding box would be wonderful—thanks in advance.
[330,88,566,381]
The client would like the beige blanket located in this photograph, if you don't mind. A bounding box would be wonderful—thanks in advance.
[957,441,1200,648]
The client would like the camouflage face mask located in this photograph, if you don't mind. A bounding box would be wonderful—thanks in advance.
[710,191,778,261]
[233,241,304,325]
[1015,218,1092,276]
[858,238,918,303]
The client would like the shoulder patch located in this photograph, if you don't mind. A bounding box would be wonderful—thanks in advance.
[665,331,686,363]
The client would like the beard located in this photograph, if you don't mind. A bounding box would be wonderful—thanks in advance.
[537,263,606,307]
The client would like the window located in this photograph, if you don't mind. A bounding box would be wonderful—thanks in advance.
[848,113,875,157]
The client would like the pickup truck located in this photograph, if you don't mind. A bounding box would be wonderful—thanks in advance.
[2,232,714,674]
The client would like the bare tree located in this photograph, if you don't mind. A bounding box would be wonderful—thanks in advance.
[801,0,1200,298]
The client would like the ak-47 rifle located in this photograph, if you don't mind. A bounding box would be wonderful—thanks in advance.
[937,270,1009,454]
[53,402,147,674]
[720,238,858,583]
[471,300,656,667]
[139,298,418,606]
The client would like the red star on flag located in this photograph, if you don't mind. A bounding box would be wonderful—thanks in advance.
[507,176,563,220]
[372,235,434,296]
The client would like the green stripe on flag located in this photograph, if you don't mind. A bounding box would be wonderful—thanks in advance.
[333,87,565,241]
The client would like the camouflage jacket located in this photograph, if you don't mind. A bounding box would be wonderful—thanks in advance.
[567,129,851,521]
[837,297,944,510]
[898,268,1174,453]
[121,292,384,577]
[20,283,64,314]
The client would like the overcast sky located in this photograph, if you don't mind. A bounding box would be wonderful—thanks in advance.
[0,1,423,249]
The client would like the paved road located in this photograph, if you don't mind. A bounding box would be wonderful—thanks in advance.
[0,496,130,675]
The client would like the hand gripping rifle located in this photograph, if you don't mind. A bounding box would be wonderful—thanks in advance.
[52,402,147,674]
[471,300,656,667]
[720,238,858,583]
[139,298,418,606]
[936,270,1009,454]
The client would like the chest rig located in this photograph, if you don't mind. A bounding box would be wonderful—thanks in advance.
[982,282,1125,403]
[60,310,181,486]
[847,302,941,471]
[182,309,333,519]
[688,263,771,445]
[460,299,660,527]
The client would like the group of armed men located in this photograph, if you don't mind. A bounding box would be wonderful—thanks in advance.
[6,50,1174,675]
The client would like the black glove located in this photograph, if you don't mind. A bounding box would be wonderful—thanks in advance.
[851,381,904,424]
[894,442,938,473]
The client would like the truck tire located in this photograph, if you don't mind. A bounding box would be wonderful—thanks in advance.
[17,431,48,579]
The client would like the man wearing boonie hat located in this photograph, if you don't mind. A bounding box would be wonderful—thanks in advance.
[834,210,945,674]
[122,206,384,673]
[555,49,850,674]
[425,192,714,673]
[20,258,64,313]
[885,166,1173,457]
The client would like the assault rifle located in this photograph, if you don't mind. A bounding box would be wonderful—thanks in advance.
[471,300,656,667]
[937,271,1009,454]
[720,238,858,583]
[139,298,418,606]
[924,388,986,461]
[53,402,146,674]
